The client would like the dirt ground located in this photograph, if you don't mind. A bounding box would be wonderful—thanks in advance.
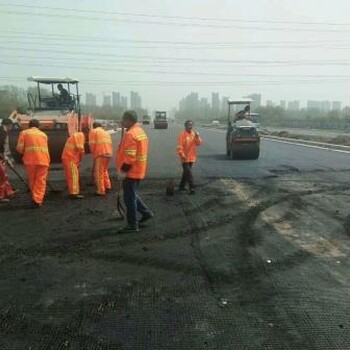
[1,170,350,349]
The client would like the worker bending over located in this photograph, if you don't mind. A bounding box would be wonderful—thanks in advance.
[89,122,112,196]
[61,131,85,199]
[176,120,203,194]
[116,110,153,233]
[0,118,16,203]
[16,119,50,208]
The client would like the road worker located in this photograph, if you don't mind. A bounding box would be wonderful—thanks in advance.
[116,110,153,233]
[0,118,16,203]
[56,83,72,108]
[61,131,85,199]
[234,105,250,121]
[176,120,203,194]
[16,119,50,208]
[89,121,112,196]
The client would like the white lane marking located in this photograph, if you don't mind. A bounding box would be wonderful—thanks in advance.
[200,127,350,155]
[263,138,350,155]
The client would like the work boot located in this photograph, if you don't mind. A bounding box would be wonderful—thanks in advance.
[117,225,139,234]
[189,188,195,195]
[69,194,84,200]
[0,198,10,203]
[94,192,105,197]
[179,188,187,193]
[26,201,42,209]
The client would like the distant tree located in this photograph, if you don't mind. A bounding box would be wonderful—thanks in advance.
[0,85,27,118]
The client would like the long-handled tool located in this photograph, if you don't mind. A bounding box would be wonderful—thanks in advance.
[7,164,62,194]
[116,177,125,219]
[7,163,30,191]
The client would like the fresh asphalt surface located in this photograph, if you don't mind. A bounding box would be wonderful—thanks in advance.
[80,123,350,180]
[3,123,350,349]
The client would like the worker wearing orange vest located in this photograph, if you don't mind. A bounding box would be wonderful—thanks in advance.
[61,132,85,199]
[116,110,153,233]
[0,118,16,203]
[89,122,112,196]
[176,120,203,194]
[16,119,50,207]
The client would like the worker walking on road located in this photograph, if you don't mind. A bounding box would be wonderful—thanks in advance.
[61,131,85,199]
[116,110,153,233]
[177,120,203,194]
[0,118,16,203]
[89,122,112,196]
[16,119,50,208]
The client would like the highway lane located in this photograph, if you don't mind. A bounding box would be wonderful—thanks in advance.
[4,123,350,348]
[93,123,350,180]
[11,123,350,184]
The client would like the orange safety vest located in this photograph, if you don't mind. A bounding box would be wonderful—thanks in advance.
[88,127,112,158]
[116,123,149,180]
[16,127,50,166]
[61,132,85,163]
[176,130,203,163]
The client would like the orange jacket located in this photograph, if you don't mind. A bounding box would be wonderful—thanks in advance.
[89,127,112,159]
[176,130,202,163]
[61,132,85,163]
[116,123,149,180]
[16,127,50,166]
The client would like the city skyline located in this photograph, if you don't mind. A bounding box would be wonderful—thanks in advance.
[84,90,346,113]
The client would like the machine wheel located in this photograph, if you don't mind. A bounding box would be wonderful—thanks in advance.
[251,146,260,159]
[229,146,237,160]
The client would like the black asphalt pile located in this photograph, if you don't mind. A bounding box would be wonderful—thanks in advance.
[1,173,350,349]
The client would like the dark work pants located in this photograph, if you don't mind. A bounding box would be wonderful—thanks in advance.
[179,162,194,190]
[123,178,152,229]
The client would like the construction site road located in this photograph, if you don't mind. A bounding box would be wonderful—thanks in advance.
[1,123,350,349]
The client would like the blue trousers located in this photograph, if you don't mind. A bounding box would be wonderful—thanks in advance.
[123,178,152,229]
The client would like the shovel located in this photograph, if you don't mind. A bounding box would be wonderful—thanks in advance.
[8,165,62,194]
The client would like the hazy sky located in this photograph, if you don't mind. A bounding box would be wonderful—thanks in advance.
[1,0,350,110]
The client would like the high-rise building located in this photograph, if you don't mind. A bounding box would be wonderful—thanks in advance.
[332,101,342,111]
[246,93,262,109]
[85,93,96,106]
[130,91,142,109]
[200,98,209,109]
[112,92,121,107]
[280,100,286,109]
[121,96,128,109]
[307,100,320,110]
[103,95,111,107]
[320,100,331,113]
[266,100,273,107]
[307,100,332,112]
[221,96,229,112]
[212,92,220,111]
[288,100,300,111]
[179,92,200,111]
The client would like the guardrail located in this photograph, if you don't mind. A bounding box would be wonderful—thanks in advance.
[262,134,350,151]
[200,123,350,152]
